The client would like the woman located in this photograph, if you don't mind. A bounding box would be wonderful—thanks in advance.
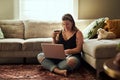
[37,13,83,76]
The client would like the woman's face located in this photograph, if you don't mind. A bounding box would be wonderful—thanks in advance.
[62,20,72,31]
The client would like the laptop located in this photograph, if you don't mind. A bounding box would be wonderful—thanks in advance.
[41,43,66,59]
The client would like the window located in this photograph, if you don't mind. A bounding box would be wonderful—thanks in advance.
[19,0,74,21]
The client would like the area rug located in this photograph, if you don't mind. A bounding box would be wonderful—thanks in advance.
[0,64,96,80]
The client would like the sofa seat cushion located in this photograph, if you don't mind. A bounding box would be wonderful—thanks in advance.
[83,39,120,59]
[23,38,52,51]
[0,38,24,51]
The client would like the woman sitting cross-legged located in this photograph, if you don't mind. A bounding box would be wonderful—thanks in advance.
[37,13,83,76]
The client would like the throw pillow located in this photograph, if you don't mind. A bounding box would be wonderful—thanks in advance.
[104,20,120,38]
[82,17,109,39]
[0,28,4,39]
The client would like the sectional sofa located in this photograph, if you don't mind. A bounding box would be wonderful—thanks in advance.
[0,19,120,77]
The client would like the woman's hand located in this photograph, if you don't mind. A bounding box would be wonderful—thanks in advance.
[52,30,60,39]
[52,30,61,43]
[52,32,57,39]
[64,49,71,55]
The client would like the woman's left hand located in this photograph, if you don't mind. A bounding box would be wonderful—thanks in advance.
[64,49,71,55]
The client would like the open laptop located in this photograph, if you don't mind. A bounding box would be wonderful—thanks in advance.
[41,43,66,59]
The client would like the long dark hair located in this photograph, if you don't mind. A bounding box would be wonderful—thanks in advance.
[62,13,78,31]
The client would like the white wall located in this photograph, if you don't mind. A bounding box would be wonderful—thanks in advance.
[0,0,14,20]
[78,0,120,19]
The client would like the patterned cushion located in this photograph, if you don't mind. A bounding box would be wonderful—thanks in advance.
[82,17,108,39]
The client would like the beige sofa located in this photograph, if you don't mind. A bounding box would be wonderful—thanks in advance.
[0,20,92,64]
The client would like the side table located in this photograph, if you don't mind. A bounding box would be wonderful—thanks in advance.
[103,58,120,79]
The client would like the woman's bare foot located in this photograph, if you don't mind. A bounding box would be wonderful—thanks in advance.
[53,68,67,76]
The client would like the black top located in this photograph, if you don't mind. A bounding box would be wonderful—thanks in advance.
[57,31,81,58]
[57,31,77,50]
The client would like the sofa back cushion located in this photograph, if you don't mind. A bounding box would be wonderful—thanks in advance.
[0,20,24,38]
[104,19,120,38]
[75,20,93,31]
[24,20,62,39]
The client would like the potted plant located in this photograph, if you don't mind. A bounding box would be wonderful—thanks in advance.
[113,43,120,67]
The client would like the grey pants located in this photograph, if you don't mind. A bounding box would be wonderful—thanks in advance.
[37,53,81,72]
